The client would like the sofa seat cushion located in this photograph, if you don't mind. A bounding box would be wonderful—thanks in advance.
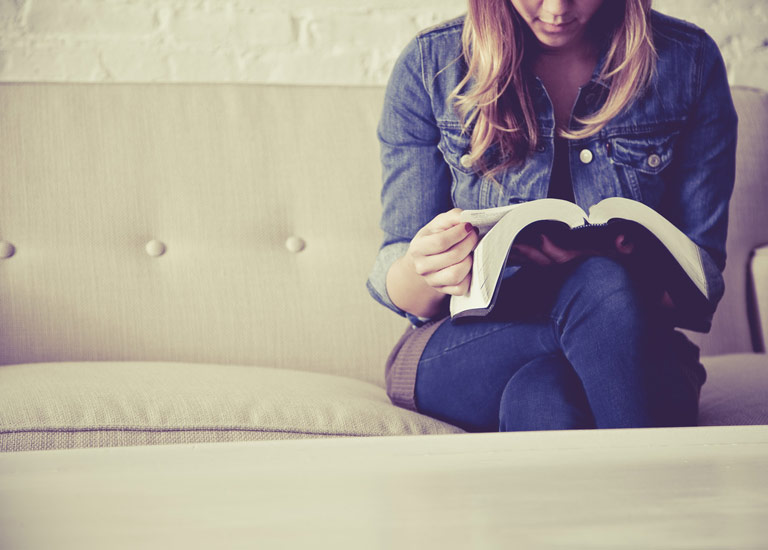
[0,362,464,452]
[699,354,768,426]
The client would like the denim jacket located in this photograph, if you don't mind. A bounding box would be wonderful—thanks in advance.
[367,11,738,330]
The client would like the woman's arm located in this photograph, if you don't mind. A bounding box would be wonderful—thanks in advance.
[661,33,738,328]
[367,36,459,323]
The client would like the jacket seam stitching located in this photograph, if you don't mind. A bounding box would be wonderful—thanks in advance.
[416,36,433,103]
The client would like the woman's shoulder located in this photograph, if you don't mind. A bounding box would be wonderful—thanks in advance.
[412,15,466,73]
[415,15,465,41]
[650,10,722,63]
[389,15,465,76]
[388,15,467,110]
[648,10,729,110]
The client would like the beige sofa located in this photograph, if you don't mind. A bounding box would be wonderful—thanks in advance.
[0,84,766,452]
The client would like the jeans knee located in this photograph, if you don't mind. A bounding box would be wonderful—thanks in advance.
[571,257,636,301]
[499,356,594,431]
[554,257,646,330]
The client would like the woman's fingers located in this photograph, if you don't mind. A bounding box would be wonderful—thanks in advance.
[412,226,478,276]
[510,234,598,266]
[405,208,480,296]
[614,233,635,255]
[538,234,584,263]
[413,220,475,258]
[435,271,472,296]
[509,243,554,266]
[423,254,474,291]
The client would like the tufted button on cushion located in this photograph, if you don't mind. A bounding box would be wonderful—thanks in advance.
[285,236,306,253]
[145,240,166,257]
[0,241,15,259]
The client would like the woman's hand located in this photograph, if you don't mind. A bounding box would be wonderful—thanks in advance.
[510,230,678,311]
[386,208,479,318]
[405,208,480,296]
[509,232,595,266]
[613,233,635,255]
[509,230,637,267]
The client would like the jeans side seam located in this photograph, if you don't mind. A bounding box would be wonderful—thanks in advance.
[419,323,524,363]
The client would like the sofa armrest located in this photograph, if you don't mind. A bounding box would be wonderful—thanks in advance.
[751,244,768,352]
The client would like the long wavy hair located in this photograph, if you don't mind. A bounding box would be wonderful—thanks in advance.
[450,0,656,180]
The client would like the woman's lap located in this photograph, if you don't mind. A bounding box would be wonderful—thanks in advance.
[414,257,705,432]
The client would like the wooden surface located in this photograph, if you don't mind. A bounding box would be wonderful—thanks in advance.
[1,426,767,549]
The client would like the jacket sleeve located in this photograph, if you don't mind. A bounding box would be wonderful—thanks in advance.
[663,32,738,331]
[366,36,455,324]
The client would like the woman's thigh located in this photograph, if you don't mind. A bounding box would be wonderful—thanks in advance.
[415,265,568,431]
[414,258,705,431]
[415,315,560,432]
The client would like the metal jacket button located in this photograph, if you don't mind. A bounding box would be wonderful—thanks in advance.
[647,154,661,168]
[579,149,593,164]
[459,154,473,168]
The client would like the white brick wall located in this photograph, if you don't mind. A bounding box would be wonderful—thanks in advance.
[0,0,766,89]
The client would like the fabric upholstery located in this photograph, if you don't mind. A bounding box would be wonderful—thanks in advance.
[751,245,768,352]
[699,354,768,426]
[0,83,403,386]
[0,84,765,452]
[0,85,765,375]
[0,361,463,452]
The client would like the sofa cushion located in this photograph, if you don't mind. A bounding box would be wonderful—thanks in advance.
[0,362,464,452]
[699,354,768,426]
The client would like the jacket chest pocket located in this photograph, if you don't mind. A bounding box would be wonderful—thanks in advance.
[436,124,490,209]
[437,125,475,175]
[608,131,679,207]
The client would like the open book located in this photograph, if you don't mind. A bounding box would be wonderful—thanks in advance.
[450,197,708,319]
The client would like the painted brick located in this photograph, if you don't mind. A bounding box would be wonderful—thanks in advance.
[2,45,104,80]
[166,7,236,48]
[26,0,157,38]
[99,45,170,81]
[729,47,768,88]
[0,0,21,30]
[0,0,765,89]
[228,0,458,9]
[244,49,366,85]
[169,50,238,82]
[230,11,295,47]
[168,7,293,48]
[309,12,422,50]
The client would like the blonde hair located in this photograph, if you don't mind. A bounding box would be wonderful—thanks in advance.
[450,0,656,180]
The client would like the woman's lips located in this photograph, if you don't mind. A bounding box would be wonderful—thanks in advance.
[537,19,577,34]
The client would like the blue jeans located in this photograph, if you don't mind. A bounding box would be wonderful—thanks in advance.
[414,257,706,432]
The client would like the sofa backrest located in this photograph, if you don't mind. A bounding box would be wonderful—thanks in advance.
[0,84,765,385]
[0,84,404,386]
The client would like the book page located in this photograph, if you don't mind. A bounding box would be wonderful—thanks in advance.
[451,199,587,316]
[460,204,525,236]
[587,197,708,299]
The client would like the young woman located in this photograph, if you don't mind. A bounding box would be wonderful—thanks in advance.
[366,0,737,431]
